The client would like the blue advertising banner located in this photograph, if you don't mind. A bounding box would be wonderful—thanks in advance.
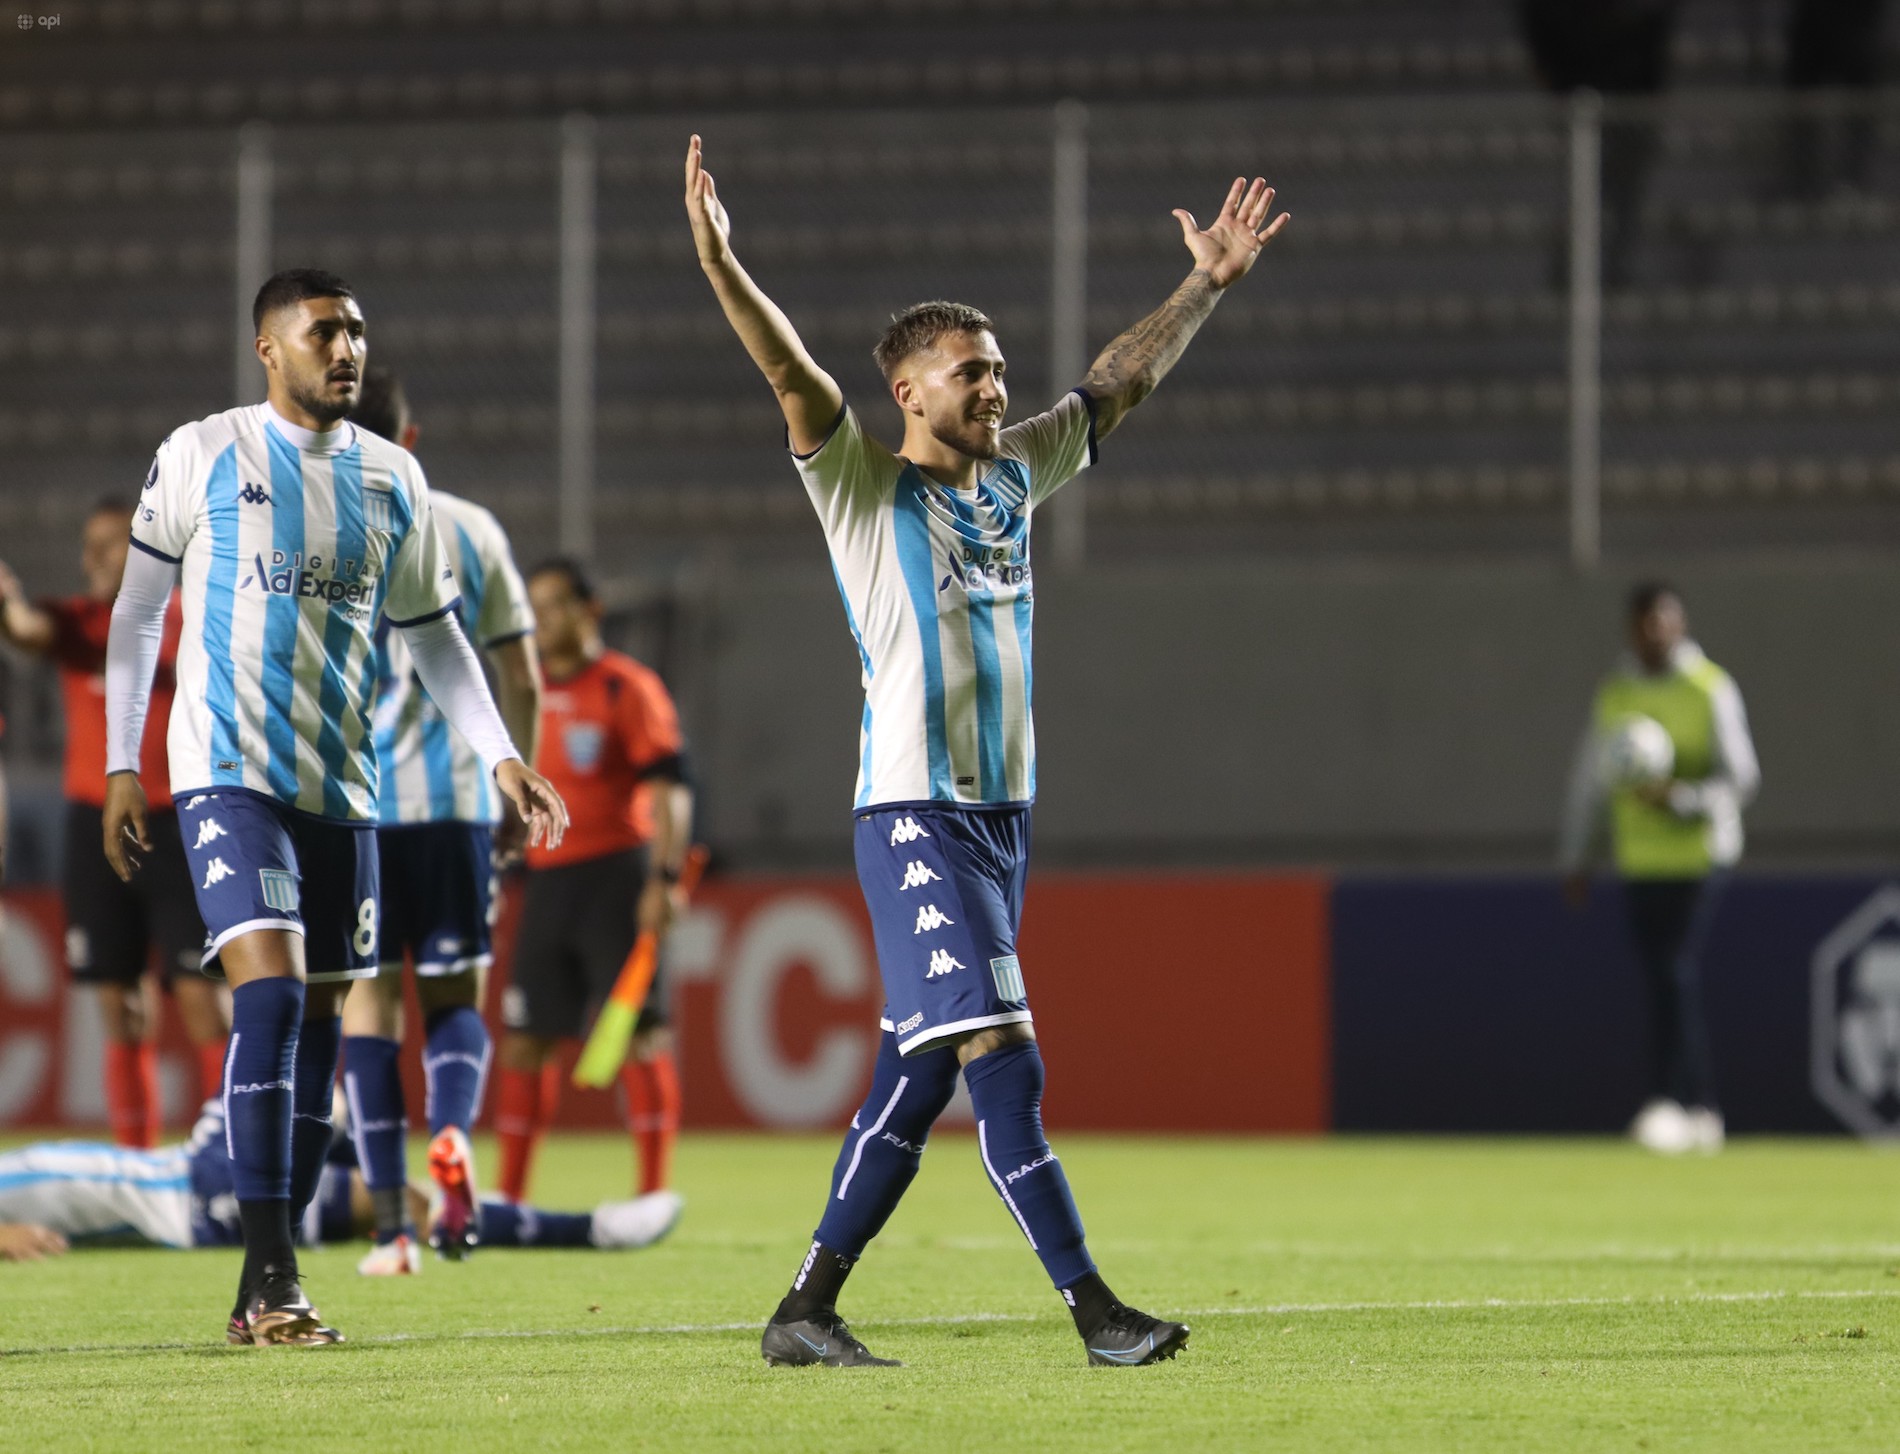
[1331,874,1899,1135]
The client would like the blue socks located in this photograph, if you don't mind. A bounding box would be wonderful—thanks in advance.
[478,1199,594,1248]
[964,1042,1095,1290]
[814,1033,960,1259]
[226,978,302,1202]
[343,1034,408,1191]
[290,1014,342,1221]
[423,1005,490,1136]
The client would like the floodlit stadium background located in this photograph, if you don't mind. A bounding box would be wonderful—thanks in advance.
[2,0,1899,1140]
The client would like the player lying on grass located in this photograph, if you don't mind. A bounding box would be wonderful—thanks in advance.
[686,134,1287,1368]
[0,1098,681,1266]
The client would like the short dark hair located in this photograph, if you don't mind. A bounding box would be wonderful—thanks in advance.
[252,268,355,334]
[528,556,597,604]
[350,364,408,442]
[872,300,995,380]
[1628,580,1680,619]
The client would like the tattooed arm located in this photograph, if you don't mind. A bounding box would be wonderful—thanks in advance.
[1081,177,1288,438]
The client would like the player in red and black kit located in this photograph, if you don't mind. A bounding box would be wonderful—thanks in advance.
[494,559,695,1208]
[0,500,228,1147]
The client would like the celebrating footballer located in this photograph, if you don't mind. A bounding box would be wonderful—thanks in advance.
[685,133,1287,1368]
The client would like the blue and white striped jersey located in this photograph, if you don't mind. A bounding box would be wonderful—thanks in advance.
[794,389,1096,809]
[130,403,460,821]
[372,490,534,826]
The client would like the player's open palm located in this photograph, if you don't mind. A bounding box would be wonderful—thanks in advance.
[684,134,732,266]
[1174,177,1288,290]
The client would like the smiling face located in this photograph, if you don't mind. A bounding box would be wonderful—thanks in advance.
[892,329,1008,463]
[258,295,366,427]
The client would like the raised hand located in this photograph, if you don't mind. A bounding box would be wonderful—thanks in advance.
[1173,177,1288,290]
[685,134,733,267]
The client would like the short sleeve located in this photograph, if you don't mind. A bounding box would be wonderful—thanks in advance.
[792,405,902,537]
[382,463,461,628]
[471,511,534,648]
[999,389,1098,508]
[617,666,684,777]
[129,433,198,565]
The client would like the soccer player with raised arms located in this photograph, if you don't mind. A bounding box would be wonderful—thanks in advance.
[685,135,1287,1367]
[103,269,568,1345]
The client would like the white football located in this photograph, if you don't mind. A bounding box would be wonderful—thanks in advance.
[1600,714,1675,788]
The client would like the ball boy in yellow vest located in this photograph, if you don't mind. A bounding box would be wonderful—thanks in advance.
[1560,582,1760,1154]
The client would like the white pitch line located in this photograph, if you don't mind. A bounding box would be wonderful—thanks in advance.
[7,1287,1897,1360]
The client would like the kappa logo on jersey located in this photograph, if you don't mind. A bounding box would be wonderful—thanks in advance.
[192,817,226,851]
[899,860,941,890]
[926,949,964,978]
[201,857,233,889]
[238,481,272,506]
[240,550,375,606]
[889,816,931,846]
[914,904,955,934]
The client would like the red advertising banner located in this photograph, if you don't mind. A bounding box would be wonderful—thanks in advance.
[0,872,1330,1136]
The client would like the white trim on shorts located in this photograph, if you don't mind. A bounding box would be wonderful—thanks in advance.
[201,918,374,984]
[897,1009,1034,1057]
[201,917,302,966]
[415,952,494,979]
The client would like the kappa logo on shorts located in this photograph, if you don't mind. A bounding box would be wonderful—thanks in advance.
[183,795,209,809]
[897,1011,925,1034]
[258,869,299,912]
[889,816,931,846]
[990,954,1026,1003]
[913,904,954,934]
[201,857,234,889]
[927,949,964,979]
[192,817,227,851]
[899,860,941,891]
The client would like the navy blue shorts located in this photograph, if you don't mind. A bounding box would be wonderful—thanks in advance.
[854,803,1032,1057]
[174,789,379,984]
[376,822,496,978]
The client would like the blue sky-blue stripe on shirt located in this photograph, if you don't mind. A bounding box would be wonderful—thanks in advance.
[965,582,1007,801]
[893,473,953,799]
[262,426,309,803]
[315,442,368,819]
[451,520,496,819]
[1012,588,1035,799]
[203,445,244,784]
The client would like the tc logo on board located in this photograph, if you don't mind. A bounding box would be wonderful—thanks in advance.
[1812,885,1900,1140]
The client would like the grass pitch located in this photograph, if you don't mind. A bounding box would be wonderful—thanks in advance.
[3,1132,1899,1451]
